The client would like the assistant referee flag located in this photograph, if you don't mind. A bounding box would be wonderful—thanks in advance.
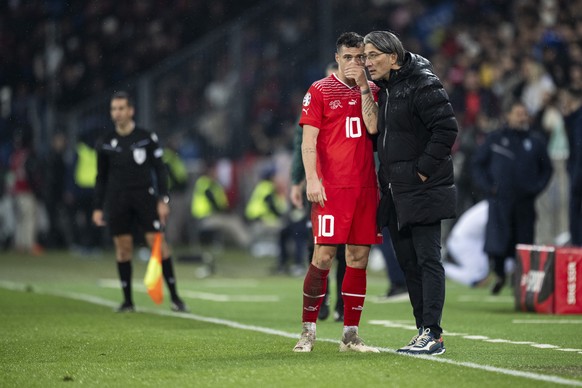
[144,232,163,304]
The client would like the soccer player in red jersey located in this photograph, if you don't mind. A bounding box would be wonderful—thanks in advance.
[293,32,382,353]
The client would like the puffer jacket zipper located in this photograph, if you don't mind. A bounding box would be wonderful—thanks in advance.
[382,89,389,150]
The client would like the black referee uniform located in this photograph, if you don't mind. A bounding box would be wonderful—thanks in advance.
[94,124,186,312]
[94,127,168,234]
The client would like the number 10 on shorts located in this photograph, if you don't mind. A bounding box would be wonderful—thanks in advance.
[317,215,335,237]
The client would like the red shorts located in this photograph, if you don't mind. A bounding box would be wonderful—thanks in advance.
[311,186,382,245]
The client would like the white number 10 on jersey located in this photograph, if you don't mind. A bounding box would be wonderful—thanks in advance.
[345,117,362,138]
[317,215,335,237]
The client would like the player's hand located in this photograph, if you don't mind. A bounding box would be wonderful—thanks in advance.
[290,184,304,209]
[306,177,326,207]
[344,62,368,88]
[157,201,170,226]
[92,209,106,226]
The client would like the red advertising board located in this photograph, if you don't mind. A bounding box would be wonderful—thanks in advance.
[515,245,555,314]
[554,248,582,314]
[515,245,582,314]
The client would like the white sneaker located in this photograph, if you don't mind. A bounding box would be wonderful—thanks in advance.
[293,324,316,352]
[397,328,422,353]
[407,328,446,355]
[339,329,380,353]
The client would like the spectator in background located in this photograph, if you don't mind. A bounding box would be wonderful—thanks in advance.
[444,200,490,287]
[520,56,557,118]
[8,128,43,255]
[191,161,251,248]
[162,135,190,246]
[245,166,288,255]
[44,132,71,249]
[378,227,408,300]
[71,130,103,254]
[562,88,582,246]
[472,101,553,295]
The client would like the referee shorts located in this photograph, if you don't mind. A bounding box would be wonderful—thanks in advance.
[106,187,161,236]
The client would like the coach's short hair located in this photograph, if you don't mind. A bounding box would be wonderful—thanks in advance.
[111,91,134,107]
[364,31,405,66]
[336,32,364,52]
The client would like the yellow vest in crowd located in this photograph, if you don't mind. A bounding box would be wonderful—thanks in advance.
[191,175,229,219]
[162,148,188,191]
[245,180,287,223]
[74,142,97,189]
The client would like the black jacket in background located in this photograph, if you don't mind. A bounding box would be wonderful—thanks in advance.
[375,52,458,229]
[472,127,553,201]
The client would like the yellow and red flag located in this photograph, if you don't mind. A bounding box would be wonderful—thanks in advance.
[144,232,163,304]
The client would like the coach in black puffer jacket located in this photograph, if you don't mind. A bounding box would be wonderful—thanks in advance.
[373,50,458,230]
[362,31,458,354]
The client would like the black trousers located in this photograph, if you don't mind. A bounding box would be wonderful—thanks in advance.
[386,192,445,336]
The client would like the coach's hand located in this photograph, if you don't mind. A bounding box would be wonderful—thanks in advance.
[92,209,106,226]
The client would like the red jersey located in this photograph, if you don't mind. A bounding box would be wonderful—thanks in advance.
[299,74,379,188]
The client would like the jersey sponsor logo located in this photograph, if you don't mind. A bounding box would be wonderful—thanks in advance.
[303,92,311,107]
[302,108,309,115]
[329,100,342,110]
[348,99,357,105]
[133,148,146,165]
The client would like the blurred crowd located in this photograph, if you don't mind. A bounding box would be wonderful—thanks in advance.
[1,0,582,286]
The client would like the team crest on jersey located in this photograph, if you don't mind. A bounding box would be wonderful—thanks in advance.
[133,148,146,164]
[329,100,342,109]
[303,92,311,107]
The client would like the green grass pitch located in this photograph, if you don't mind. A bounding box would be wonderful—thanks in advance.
[1,248,581,387]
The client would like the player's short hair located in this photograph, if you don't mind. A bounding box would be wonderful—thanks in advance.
[336,32,364,52]
[111,91,134,107]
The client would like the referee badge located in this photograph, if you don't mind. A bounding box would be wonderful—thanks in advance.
[133,148,146,164]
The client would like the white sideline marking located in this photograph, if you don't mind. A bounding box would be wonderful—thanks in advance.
[97,279,279,302]
[2,281,582,387]
[458,295,514,303]
[513,320,582,324]
[369,320,582,355]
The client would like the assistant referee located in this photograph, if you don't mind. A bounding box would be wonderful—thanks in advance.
[92,91,187,312]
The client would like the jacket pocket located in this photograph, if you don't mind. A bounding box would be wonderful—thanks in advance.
[389,160,422,185]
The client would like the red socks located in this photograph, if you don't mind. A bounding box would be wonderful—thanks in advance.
[301,264,330,323]
[342,266,367,327]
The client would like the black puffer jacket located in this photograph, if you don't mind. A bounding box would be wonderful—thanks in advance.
[375,52,458,229]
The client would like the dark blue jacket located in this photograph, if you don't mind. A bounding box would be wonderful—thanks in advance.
[472,127,553,201]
